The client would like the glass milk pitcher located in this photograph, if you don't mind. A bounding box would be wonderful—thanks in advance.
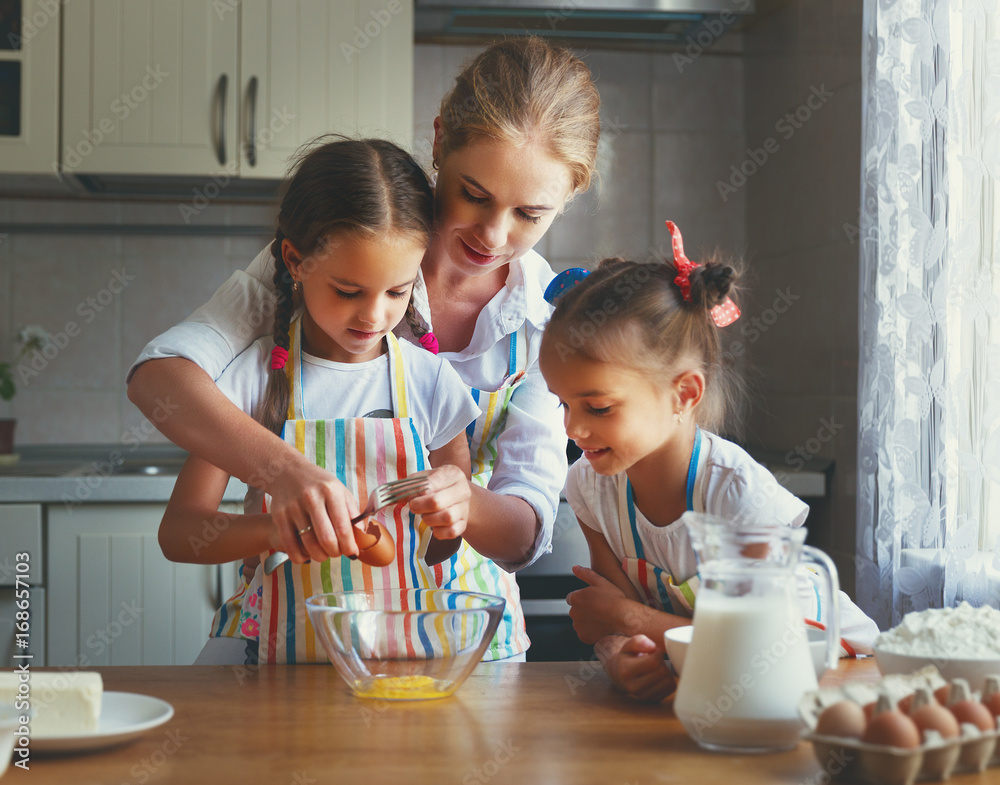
[673,513,840,753]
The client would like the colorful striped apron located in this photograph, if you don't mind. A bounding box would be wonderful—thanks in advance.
[212,318,524,662]
[444,325,530,659]
[616,427,702,617]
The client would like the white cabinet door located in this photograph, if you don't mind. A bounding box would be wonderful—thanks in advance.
[61,0,239,176]
[240,0,413,179]
[0,0,60,173]
[47,504,238,667]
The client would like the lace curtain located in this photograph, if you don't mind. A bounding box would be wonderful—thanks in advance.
[856,0,1000,628]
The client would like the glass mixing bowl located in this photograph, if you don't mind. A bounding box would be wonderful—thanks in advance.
[305,588,505,700]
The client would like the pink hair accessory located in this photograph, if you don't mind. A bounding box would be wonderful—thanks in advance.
[664,220,741,328]
[270,345,289,370]
[418,332,439,354]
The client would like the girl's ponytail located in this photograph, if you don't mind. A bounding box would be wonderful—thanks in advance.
[685,258,739,312]
[254,230,295,436]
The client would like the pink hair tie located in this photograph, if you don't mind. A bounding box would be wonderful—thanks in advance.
[664,220,741,328]
[271,345,289,370]
[418,332,439,354]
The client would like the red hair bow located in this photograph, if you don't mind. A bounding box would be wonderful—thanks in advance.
[665,221,740,328]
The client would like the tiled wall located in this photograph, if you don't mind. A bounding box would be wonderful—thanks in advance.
[741,0,864,593]
[0,40,746,448]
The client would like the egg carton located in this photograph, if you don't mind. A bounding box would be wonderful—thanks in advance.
[798,666,1000,785]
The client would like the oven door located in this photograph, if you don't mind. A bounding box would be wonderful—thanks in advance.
[519,498,593,661]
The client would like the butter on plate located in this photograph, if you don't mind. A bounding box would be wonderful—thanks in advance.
[0,671,103,736]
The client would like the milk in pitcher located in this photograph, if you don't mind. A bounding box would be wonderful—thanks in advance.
[673,586,818,752]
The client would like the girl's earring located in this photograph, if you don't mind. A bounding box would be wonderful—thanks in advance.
[293,280,301,294]
[674,412,682,426]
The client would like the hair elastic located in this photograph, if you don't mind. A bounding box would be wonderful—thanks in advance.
[418,332,440,354]
[271,345,289,370]
[543,267,591,305]
[665,220,741,328]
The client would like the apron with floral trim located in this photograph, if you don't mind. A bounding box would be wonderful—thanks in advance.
[616,428,703,617]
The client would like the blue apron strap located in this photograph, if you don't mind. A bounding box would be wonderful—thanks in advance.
[685,427,702,511]
[616,477,643,561]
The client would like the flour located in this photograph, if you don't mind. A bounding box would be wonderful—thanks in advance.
[876,602,1000,658]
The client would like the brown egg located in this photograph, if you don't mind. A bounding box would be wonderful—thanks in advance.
[949,699,997,731]
[934,684,952,705]
[983,676,1000,718]
[911,702,960,740]
[816,700,867,739]
[861,709,922,749]
[863,700,876,721]
[897,693,913,714]
[352,520,396,567]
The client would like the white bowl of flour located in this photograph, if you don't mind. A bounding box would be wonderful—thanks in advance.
[874,602,1000,690]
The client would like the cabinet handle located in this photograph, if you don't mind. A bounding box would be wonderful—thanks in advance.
[215,74,228,166]
[214,564,223,610]
[247,76,258,167]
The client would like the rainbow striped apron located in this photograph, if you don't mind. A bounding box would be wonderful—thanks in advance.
[616,428,702,617]
[212,318,523,662]
[447,325,530,659]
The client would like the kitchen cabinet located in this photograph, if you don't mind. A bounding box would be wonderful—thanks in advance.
[46,503,241,667]
[60,0,414,179]
[0,0,60,174]
[0,504,45,665]
[61,0,239,177]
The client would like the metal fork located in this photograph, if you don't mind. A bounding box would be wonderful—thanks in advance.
[263,475,430,575]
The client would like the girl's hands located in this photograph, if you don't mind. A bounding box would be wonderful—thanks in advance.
[408,465,471,540]
[568,565,636,643]
[266,460,362,563]
[601,634,677,703]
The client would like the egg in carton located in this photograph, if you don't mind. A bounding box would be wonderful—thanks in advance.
[798,665,1000,785]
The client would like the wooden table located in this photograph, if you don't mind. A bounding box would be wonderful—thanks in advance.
[14,659,998,785]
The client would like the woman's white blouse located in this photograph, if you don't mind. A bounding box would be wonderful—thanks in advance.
[128,245,568,572]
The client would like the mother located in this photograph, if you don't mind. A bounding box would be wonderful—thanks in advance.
[127,36,600,660]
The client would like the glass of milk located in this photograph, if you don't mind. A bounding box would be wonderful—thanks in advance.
[673,513,840,753]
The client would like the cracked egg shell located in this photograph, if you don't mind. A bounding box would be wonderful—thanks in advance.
[352,519,396,567]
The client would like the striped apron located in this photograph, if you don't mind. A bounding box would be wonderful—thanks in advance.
[444,325,530,659]
[616,427,702,617]
[212,318,523,662]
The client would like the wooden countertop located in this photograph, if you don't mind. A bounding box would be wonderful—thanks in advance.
[17,659,997,785]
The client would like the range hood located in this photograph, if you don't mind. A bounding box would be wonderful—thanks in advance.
[415,0,756,45]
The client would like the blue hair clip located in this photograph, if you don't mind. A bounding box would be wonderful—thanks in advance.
[543,267,591,305]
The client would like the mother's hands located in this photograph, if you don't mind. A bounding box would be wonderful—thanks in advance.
[266,458,362,563]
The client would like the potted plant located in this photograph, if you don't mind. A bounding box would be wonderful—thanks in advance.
[0,326,51,456]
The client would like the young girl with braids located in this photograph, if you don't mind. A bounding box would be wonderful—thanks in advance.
[539,221,878,702]
[158,138,480,665]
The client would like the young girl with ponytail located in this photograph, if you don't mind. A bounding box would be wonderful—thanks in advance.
[157,138,480,665]
[540,221,878,702]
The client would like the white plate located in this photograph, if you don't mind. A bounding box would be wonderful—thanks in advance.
[874,645,1000,691]
[31,692,174,754]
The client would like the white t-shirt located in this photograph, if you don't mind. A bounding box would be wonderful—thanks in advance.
[127,244,567,571]
[217,335,480,454]
[567,430,809,585]
[566,430,880,653]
